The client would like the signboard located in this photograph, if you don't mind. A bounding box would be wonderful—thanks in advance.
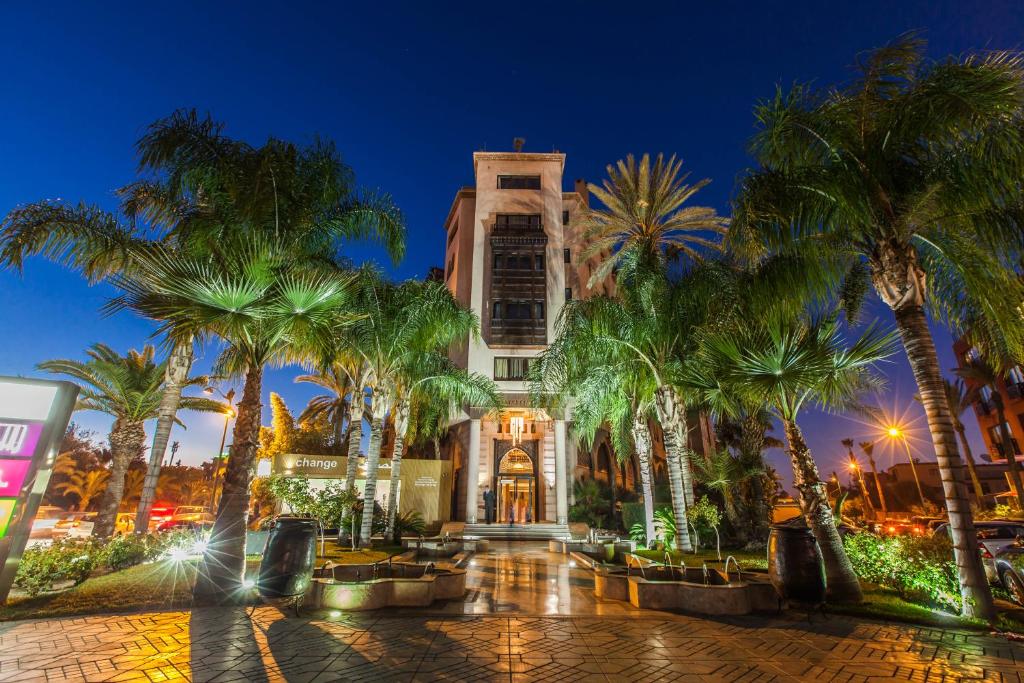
[0,377,78,603]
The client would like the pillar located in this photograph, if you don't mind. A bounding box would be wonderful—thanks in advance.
[554,419,568,525]
[466,418,481,523]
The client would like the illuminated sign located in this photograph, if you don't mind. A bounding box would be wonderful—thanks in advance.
[0,423,43,458]
[0,377,79,604]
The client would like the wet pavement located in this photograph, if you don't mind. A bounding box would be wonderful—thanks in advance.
[0,542,1022,681]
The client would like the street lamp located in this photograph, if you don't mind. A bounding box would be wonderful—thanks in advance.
[886,426,928,511]
[205,387,236,514]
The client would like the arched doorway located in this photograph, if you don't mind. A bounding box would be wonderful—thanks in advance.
[497,447,535,524]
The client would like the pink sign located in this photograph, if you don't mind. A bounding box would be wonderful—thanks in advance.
[0,459,31,498]
[0,423,43,458]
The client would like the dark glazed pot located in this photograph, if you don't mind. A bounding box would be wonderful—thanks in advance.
[768,523,826,604]
[258,516,318,601]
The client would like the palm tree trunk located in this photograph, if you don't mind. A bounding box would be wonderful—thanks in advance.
[654,386,693,552]
[358,397,388,549]
[631,411,656,547]
[343,395,364,492]
[194,365,262,604]
[993,398,1024,507]
[136,339,194,534]
[782,419,862,602]
[863,449,888,520]
[890,301,994,619]
[335,398,348,454]
[954,425,986,506]
[607,456,618,529]
[385,400,410,541]
[93,418,145,539]
[432,437,441,460]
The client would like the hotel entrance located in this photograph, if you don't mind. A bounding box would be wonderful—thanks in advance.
[496,448,535,524]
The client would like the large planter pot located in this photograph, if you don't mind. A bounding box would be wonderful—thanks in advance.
[257,516,318,602]
[767,523,825,604]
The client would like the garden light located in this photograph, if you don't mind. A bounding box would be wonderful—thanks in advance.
[329,610,341,618]
[168,547,190,562]
[191,539,208,555]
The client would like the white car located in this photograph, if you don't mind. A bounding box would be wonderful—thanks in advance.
[935,520,1024,582]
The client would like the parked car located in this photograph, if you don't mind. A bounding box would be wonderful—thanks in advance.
[64,512,136,538]
[992,540,1024,605]
[29,506,69,541]
[156,516,214,533]
[933,520,1024,583]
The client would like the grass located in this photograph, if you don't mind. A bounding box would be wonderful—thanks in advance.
[0,558,260,622]
[0,543,405,622]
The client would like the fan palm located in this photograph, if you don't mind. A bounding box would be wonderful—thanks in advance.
[295,364,354,452]
[731,35,1024,619]
[691,315,898,602]
[111,238,359,600]
[578,153,728,286]
[38,343,223,537]
[955,360,1024,503]
[692,448,764,530]
[341,275,483,548]
[1,109,405,534]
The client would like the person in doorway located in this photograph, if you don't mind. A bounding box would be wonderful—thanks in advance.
[507,498,515,526]
[483,486,494,524]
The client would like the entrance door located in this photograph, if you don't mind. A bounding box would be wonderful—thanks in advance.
[497,476,534,524]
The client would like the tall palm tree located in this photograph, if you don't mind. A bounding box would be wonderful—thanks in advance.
[1,109,406,534]
[341,276,481,548]
[691,315,898,603]
[38,344,223,537]
[842,438,875,519]
[955,360,1024,504]
[859,440,888,520]
[55,469,110,511]
[383,356,501,541]
[731,35,1024,620]
[113,239,359,600]
[943,379,987,505]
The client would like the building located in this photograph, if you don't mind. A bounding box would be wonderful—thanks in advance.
[438,144,713,526]
[952,338,1024,461]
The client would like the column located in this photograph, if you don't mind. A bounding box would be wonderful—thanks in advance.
[554,419,568,525]
[466,418,481,523]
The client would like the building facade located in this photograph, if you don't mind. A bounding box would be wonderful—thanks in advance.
[953,338,1024,462]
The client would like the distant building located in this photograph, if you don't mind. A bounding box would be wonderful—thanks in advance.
[870,460,1018,510]
[952,338,1024,461]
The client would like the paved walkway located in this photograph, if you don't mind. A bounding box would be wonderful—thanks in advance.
[0,543,1021,682]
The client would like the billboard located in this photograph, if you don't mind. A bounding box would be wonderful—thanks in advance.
[0,377,79,603]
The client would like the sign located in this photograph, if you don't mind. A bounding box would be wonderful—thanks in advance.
[0,377,78,604]
[279,454,345,477]
[414,476,439,488]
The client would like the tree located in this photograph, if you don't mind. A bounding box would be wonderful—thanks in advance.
[340,276,487,547]
[55,469,110,511]
[691,448,764,535]
[295,364,354,453]
[732,35,1024,619]
[691,315,898,602]
[913,379,986,505]
[955,360,1024,505]
[113,239,360,601]
[859,440,889,520]
[38,344,222,537]
[1,109,405,535]
[842,438,875,520]
[713,411,781,544]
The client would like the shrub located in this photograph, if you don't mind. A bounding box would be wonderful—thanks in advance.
[844,532,960,612]
[101,533,161,570]
[621,502,646,536]
[14,539,98,596]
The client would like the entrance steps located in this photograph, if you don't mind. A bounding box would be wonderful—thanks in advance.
[461,523,571,541]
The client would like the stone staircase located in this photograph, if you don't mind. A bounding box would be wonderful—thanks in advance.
[461,523,572,541]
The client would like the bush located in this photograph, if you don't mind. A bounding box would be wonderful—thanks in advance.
[621,502,647,536]
[844,532,960,612]
[101,534,161,570]
[14,539,98,596]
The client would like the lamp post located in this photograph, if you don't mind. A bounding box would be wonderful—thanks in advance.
[205,388,235,514]
[887,426,928,511]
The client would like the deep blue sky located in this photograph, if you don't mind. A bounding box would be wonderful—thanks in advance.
[2,1,1019,488]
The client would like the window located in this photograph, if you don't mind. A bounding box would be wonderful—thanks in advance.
[519,255,532,270]
[495,214,542,229]
[1009,366,1024,385]
[493,253,502,269]
[534,254,544,271]
[562,210,570,225]
[447,222,458,246]
[446,256,455,280]
[492,302,502,319]
[494,357,533,381]
[563,248,571,264]
[498,175,541,190]
[534,301,544,320]
[988,423,1021,457]
[565,287,572,301]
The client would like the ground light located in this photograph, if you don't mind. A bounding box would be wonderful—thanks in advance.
[241,579,256,589]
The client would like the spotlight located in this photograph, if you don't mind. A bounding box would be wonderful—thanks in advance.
[191,540,208,555]
[241,578,256,589]
[329,610,341,618]
[168,548,189,562]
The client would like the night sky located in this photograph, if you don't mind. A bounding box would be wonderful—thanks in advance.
[2,1,1020,489]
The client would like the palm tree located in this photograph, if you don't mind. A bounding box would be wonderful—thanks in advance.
[859,440,888,520]
[38,343,223,537]
[342,276,484,548]
[943,379,987,505]
[122,467,146,509]
[692,315,898,603]
[842,438,875,519]
[384,356,501,542]
[295,364,354,452]
[113,239,359,600]
[55,469,110,511]
[579,153,728,286]
[692,448,764,531]
[714,410,782,543]
[1,109,405,534]
[731,35,1024,619]
[955,360,1024,505]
